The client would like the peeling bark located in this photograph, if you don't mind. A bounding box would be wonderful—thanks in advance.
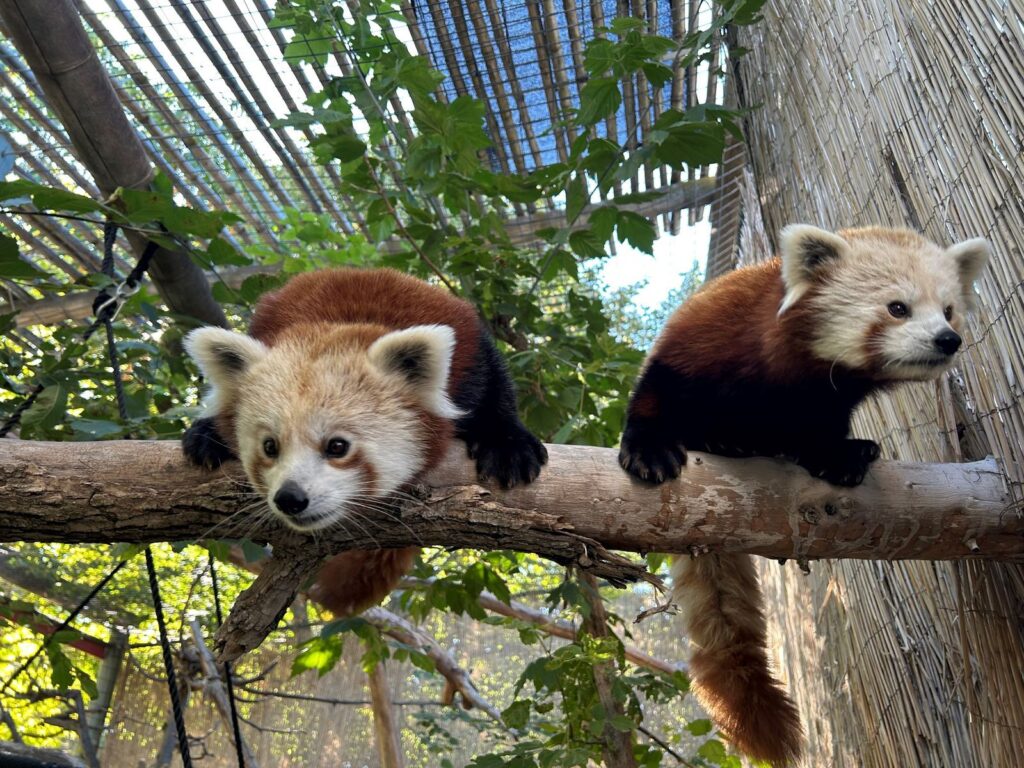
[0,440,1013,563]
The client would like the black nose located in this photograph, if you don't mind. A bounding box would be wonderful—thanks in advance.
[273,482,309,517]
[934,329,962,355]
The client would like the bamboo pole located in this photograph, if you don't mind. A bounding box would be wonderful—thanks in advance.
[0,0,228,327]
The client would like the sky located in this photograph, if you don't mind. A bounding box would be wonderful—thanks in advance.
[601,222,710,309]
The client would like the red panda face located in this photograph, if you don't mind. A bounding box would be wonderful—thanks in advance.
[779,225,990,381]
[186,323,461,531]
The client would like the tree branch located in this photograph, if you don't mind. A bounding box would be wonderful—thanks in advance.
[0,440,1013,563]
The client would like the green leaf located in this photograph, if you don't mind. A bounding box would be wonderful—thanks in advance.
[641,62,673,87]
[20,384,68,431]
[609,714,635,732]
[583,38,617,75]
[0,234,46,280]
[240,539,269,563]
[577,77,621,126]
[565,175,588,223]
[697,739,729,765]
[284,35,334,66]
[686,718,713,736]
[31,187,107,214]
[77,669,99,699]
[568,228,607,258]
[588,205,618,242]
[291,636,343,677]
[45,644,75,690]
[0,180,44,203]
[609,17,645,34]
[162,206,225,239]
[502,698,532,730]
[71,419,123,439]
[206,236,250,266]
[615,211,656,253]
[49,629,83,645]
[655,122,727,167]
[322,617,369,638]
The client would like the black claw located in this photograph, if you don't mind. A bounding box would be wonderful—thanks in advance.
[182,417,235,470]
[618,431,688,485]
[468,424,547,488]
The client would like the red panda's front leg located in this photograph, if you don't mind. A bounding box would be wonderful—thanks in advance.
[454,333,547,488]
[618,360,698,484]
[182,416,235,469]
[791,437,881,487]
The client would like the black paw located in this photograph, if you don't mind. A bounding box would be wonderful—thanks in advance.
[182,417,235,470]
[800,439,880,487]
[618,425,687,484]
[466,424,547,488]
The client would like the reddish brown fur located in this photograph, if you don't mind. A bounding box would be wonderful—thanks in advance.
[250,268,482,394]
[309,547,421,617]
[248,269,480,618]
[654,258,826,383]
[675,554,802,766]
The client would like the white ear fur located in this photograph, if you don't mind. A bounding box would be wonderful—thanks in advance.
[946,238,990,310]
[368,325,463,419]
[778,224,851,314]
[184,327,268,412]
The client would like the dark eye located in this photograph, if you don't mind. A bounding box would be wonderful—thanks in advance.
[888,301,910,318]
[325,437,350,458]
[262,438,278,458]
[944,305,954,321]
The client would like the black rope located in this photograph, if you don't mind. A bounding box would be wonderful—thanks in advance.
[91,221,192,766]
[210,552,246,767]
[0,383,44,438]
[83,222,160,342]
[0,559,129,696]
[146,546,193,768]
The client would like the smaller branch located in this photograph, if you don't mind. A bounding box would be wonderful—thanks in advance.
[235,712,304,735]
[400,578,683,676]
[213,539,320,663]
[0,704,21,743]
[236,686,445,708]
[638,724,694,766]
[367,661,404,768]
[190,620,260,768]
[362,607,504,724]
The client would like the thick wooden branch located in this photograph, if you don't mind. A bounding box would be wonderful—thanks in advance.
[0,439,1014,562]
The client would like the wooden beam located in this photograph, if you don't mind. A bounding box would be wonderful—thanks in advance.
[0,0,227,327]
[5,177,718,329]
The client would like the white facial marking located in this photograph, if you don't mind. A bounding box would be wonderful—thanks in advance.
[229,329,441,531]
[779,227,988,381]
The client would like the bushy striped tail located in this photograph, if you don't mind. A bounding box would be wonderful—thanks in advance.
[673,552,802,766]
[309,547,420,616]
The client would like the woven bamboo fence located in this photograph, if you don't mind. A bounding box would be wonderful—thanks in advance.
[727,2,1024,766]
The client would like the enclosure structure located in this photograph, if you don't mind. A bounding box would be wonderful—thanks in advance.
[717,2,1024,766]
[0,0,1023,766]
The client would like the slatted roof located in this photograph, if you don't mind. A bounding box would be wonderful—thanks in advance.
[0,0,744,315]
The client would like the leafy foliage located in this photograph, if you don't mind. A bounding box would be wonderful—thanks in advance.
[0,0,766,762]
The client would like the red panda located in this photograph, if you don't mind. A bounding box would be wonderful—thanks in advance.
[182,268,547,616]
[619,225,990,766]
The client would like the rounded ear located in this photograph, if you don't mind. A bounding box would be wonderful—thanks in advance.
[368,325,463,419]
[184,327,268,412]
[945,238,990,310]
[778,224,850,314]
